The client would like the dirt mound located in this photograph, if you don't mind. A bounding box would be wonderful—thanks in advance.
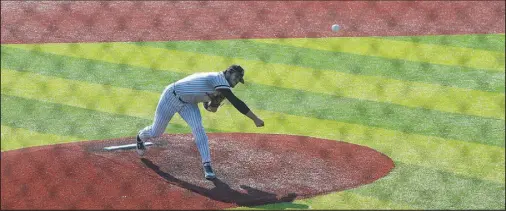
[1,133,394,209]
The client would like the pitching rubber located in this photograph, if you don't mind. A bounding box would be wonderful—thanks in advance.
[103,142,154,151]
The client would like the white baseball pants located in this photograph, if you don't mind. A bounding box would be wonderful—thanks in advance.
[138,84,211,164]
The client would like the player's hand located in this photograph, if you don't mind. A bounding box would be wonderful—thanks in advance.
[254,118,264,127]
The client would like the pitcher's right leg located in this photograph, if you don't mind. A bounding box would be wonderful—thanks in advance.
[178,103,215,179]
[137,85,181,155]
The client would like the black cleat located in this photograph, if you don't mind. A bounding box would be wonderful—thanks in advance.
[203,162,216,180]
[136,134,146,156]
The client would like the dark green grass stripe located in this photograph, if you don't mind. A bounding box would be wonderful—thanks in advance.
[380,34,506,52]
[132,40,505,93]
[2,48,504,146]
[1,46,186,92]
[349,162,505,209]
[237,83,505,147]
[0,95,224,140]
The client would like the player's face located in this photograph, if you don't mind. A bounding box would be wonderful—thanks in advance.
[228,72,243,88]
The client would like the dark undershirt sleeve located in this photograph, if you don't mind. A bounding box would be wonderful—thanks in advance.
[216,88,250,115]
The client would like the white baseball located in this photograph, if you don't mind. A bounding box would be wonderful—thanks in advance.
[332,24,340,32]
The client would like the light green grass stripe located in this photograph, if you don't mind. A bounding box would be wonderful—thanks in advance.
[0,94,225,152]
[347,162,505,209]
[240,162,505,209]
[0,68,160,118]
[380,34,505,52]
[251,37,505,72]
[138,39,505,93]
[4,43,504,120]
[1,125,83,151]
[2,69,503,183]
[229,191,415,210]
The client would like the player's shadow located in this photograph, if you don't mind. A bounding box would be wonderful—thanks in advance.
[141,158,306,208]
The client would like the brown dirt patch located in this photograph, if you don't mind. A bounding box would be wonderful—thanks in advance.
[1,1,503,43]
[1,133,394,210]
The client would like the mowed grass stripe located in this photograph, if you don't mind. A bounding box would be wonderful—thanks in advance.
[137,40,505,93]
[0,95,202,150]
[4,43,504,120]
[252,37,505,72]
[5,43,505,94]
[2,69,503,183]
[238,83,504,147]
[380,34,505,52]
[0,46,185,93]
[347,162,505,209]
[1,49,503,145]
[230,191,416,210]
[1,125,83,151]
[0,46,187,93]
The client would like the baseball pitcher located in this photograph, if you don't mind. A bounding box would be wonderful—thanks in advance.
[136,64,264,180]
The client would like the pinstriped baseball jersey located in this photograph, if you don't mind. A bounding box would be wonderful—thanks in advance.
[138,71,231,164]
[174,72,231,103]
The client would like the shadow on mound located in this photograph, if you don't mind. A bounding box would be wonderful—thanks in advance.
[141,158,302,207]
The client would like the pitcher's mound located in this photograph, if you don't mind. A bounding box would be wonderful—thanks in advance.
[1,133,394,209]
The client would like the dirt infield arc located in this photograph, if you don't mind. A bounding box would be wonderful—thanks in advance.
[1,133,394,209]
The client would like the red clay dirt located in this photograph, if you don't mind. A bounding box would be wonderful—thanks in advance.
[1,1,504,44]
[1,133,394,209]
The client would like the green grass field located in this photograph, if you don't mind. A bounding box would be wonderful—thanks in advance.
[1,34,505,209]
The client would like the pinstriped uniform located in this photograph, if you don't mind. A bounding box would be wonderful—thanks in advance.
[138,72,230,164]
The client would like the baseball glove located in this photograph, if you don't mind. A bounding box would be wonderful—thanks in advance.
[204,92,226,110]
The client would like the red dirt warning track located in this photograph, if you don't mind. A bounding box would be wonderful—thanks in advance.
[1,1,504,43]
[1,133,394,209]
